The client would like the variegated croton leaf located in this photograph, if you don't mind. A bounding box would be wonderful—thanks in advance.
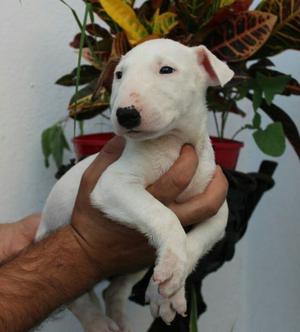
[204,11,277,62]
[255,0,300,57]
[98,0,149,45]
[208,0,253,25]
[68,79,110,120]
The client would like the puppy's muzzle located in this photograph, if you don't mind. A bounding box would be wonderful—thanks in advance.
[116,106,141,129]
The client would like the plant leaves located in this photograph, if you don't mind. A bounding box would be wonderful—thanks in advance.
[151,9,178,35]
[86,23,111,39]
[249,58,275,71]
[98,0,149,44]
[207,89,246,116]
[92,57,120,100]
[68,80,110,119]
[255,0,300,57]
[41,125,70,168]
[249,67,300,96]
[204,11,277,62]
[256,72,291,104]
[56,65,100,86]
[220,0,237,6]
[209,0,253,25]
[253,122,286,156]
[41,127,52,167]
[247,93,300,159]
[252,112,262,129]
[69,33,96,49]
[111,31,131,58]
[252,81,263,111]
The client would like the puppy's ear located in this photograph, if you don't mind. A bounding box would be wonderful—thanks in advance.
[194,45,234,87]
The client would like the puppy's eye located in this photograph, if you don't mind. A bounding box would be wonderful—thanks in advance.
[159,66,176,74]
[116,71,122,79]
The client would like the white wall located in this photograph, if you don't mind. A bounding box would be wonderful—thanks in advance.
[0,1,299,332]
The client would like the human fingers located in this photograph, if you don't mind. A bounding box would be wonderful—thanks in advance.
[170,166,228,226]
[80,136,126,193]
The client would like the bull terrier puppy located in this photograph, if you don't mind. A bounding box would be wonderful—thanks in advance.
[36,38,233,331]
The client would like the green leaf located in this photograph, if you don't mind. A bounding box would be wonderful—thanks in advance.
[189,285,199,332]
[50,127,64,167]
[41,124,70,169]
[56,65,100,86]
[253,122,286,156]
[252,112,261,129]
[151,10,178,36]
[256,72,291,105]
[252,81,263,111]
[247,93,300,159]
[250,67,300,96]
[41,127,52,167]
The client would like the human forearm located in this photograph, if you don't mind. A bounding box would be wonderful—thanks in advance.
[0,139,228,331]
[0,225,103,332]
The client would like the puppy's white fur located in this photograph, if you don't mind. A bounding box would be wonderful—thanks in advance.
[36,39,233,331]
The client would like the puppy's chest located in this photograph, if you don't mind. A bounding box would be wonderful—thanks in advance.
[125,138,215,200]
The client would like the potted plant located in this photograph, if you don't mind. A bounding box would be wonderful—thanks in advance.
[42,0,300,171]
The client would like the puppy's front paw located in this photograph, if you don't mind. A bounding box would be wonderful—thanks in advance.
[145,280,186,324]
[153,244,187,297]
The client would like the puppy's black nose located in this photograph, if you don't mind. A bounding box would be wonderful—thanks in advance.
[116,106,141,129]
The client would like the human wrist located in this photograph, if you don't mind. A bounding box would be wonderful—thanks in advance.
[68,222,107,278]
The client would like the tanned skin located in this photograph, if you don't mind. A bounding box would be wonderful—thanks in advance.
[0,137,228,332]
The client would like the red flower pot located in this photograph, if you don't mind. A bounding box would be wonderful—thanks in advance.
[210,137,244,170]
[73,132,115,160]
[73,133,244,170]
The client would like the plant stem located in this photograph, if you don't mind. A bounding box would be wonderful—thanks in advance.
[213,110,221,138]
[220,110,228,139]
[79,120,84,136]
[73,2,90,137]
[232,126,247,140]
[189,284,199,332]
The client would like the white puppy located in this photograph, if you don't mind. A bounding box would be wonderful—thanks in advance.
[36,39,233,332]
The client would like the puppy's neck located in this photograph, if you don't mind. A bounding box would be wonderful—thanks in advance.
[174,93,209,145]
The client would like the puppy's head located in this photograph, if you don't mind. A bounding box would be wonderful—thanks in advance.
[110,39,233,140]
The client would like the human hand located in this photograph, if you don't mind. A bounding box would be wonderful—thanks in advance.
[0,214,40,263]
[71,136,228,278]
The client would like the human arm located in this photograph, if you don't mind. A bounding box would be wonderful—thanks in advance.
[0,137,228,331]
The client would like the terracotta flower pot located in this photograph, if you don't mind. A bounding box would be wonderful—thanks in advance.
[73,132,115,160]
[210,137,244,170]
[73,133,244,169]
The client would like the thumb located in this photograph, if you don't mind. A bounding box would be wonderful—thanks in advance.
[81,136,126,193]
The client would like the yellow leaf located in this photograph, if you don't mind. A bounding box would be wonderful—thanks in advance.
[122,0,134,5]
[220,0,237,7]
[152,9,178,36]
[99,0,148,45]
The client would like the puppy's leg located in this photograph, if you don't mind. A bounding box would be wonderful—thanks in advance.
[146,202,228,323]
[69,290,120,332]
[185,201,228,273]
[91,172,188,299]
[104,270,146,332]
